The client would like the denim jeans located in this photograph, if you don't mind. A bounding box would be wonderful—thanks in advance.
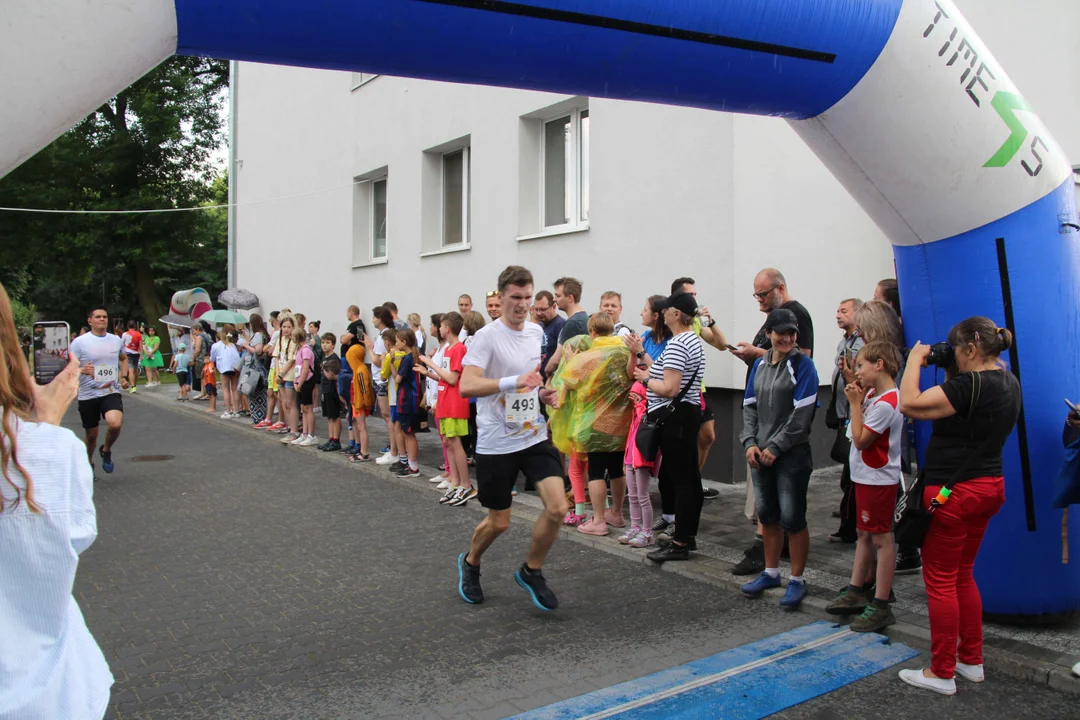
[752,443,812,532]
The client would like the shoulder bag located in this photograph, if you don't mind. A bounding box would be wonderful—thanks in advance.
[894,371,988,548]
[634,363,700,462]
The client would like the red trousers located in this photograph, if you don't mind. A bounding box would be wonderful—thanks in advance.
[921,476,1005,679]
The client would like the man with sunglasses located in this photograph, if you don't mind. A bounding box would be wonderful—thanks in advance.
[485,291,502,321]
[730,268,815,576]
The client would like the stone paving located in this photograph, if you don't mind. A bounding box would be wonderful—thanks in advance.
[66,387,1080,718]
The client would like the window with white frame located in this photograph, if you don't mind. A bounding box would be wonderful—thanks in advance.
[441,147,470,247]
[371,177,387,259]
[351,169,388,266]
[351,72,379,89]
[542,106,589,229]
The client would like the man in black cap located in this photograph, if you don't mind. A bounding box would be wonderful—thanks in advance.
[730,268,814,576]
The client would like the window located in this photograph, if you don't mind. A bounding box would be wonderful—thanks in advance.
[371,178,387,259]
[542,107,589,229]
[517,99,590,240]
[351,72,378,89]
[351,169,388,266]
[442,147,470,247]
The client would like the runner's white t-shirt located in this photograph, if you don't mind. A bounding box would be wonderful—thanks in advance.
[462,320,547,455]
[70,333,124,400]
[849,387,903,486]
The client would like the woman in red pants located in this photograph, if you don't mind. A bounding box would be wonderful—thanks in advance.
[898,316,1021,696]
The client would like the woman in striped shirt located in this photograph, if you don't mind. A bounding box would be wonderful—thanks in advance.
[632,291,707,562]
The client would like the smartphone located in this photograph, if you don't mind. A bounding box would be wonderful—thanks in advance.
[33,321,70,385]
[1066,398,1080,416]
[726,344,739,352]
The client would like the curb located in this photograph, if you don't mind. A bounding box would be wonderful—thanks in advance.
[130,390,1080,696]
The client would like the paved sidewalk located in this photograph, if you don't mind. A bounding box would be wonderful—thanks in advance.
[133,385,1080,694]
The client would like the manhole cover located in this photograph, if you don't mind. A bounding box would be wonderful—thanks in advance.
[131,455,174,462]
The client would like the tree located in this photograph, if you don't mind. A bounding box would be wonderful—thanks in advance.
[0,57,229,344]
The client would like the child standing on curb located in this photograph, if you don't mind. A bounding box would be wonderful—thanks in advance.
[621,381,656,548]
[826,340,903,632]
[421,312,475,507]
[319,333,343,452]
[171,343,191,401]
[392,329,422,478]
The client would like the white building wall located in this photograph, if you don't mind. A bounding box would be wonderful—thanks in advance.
[234,0,1079,391]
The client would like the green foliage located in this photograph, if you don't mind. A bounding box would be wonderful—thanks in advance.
[0,56,229,328]
[10,298,35,330]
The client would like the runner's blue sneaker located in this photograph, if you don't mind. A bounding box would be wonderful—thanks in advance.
[741,571,781,597]
[779,579,808,609]
[99,446,114,474]
[457,553,483,604]
[514,564,558,611]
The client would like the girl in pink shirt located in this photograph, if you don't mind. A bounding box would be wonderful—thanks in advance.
[621,382,658,548]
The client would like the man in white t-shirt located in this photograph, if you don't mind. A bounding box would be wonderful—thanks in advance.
[457,265,566,611]
[70,306,129,476]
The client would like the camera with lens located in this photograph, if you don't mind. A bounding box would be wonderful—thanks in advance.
[926,342,955,368]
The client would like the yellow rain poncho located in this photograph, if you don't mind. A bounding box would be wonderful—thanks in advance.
[549,335,633,454]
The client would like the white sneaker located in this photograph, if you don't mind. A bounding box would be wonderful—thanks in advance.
[290,434,309,445]
[280,432,299,444]
[1073,661,1079,677]
[375,453,398,466]
[436,479,452,490]
[954,662,984,683]
[221,411,232,419]
[898,669,956,696]
[300,435,319,447]
[430,474,447,483]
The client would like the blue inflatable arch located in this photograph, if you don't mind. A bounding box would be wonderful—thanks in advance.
[4,0,1078,615]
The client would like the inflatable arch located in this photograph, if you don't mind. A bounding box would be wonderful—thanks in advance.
[4,0,1078,615]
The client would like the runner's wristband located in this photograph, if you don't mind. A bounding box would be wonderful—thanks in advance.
[498,376,518,393]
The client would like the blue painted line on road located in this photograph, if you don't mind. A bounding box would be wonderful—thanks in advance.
[508,621,918,720]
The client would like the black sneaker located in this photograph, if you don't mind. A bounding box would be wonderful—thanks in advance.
[895,549,923,575]
[657,536,697,552]
[514,564,558,611]
[450,486,477,507]
[647,542,692,563]
[650,517,673,535]
[702,487,720,499]
[325,440,342,452]
[99,446,114,474]
[829,532,857,544]
[394,465,420,478]
[457,553,483,604]
[732,540,765,576]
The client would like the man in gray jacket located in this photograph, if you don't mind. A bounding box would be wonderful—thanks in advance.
[739,308,820,609]
[830,298,864,543]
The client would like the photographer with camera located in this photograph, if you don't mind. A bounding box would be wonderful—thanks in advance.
[896,316,1021,695]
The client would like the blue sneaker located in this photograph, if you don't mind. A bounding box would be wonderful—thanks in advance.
[99,446,114,474]
[514,564,559,611]
[457,553,483,604]
[741,571,782,597]
[780,579,808,609]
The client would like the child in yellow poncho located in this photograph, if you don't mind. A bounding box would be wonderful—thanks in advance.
[549,313,633,536]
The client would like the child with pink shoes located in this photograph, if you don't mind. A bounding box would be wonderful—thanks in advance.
[620,382,658,548]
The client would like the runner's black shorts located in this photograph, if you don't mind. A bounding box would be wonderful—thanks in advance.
[588,451,625,481]
[475,440,563,511]
[298,378,317,405]
[321,390,342,420]
[78,393,124,429]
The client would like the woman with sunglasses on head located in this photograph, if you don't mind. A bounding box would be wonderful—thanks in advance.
[896,316,1021,696]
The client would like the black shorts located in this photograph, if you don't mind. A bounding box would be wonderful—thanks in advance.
[205,382,217,397]
[298,378,317,405]
[78,394,124,430]
[702,393,715,423]
[126,353,140,368]
[222,370,237,378]
[588,451,626,481]
[322,391,342,419]
[475,440,563,511]
[176,370,189,386]
[398,412,422,435]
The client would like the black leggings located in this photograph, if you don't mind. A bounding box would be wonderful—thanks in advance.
[657,401,703,543]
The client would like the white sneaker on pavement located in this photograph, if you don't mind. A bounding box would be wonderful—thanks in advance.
[280,432,299,444]
[375,452,398,465]
[898,669,956,696]
[954,662,984,682]
[289,434,307,445]
[436,479,452,490]
[299,435,319,447]
[430,474,447,483]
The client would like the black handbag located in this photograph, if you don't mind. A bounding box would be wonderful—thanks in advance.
[635,364,700,462]
[893,372,988,548]
[830,423,851,465]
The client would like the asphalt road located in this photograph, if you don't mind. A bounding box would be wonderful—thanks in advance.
[67,396,1074,719]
